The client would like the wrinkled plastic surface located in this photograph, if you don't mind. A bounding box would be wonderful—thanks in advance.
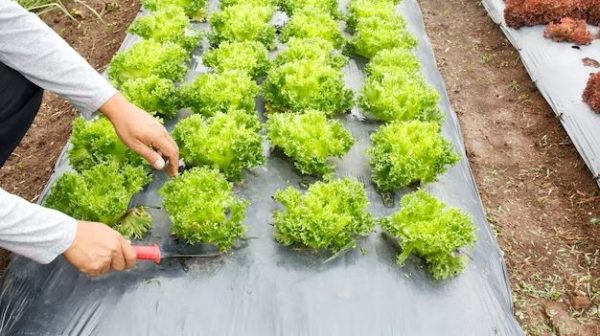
[483,0,600,187]
[0,1,523,335]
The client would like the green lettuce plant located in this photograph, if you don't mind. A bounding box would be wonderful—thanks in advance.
[278,0,340,19]
[141,0,208,21]
[263,59,353,115]
[128,6,201,51]
[68,117,145,172]
[280,7,345,49]
[266,110,354,176]
[359,71,443,123]
[221,0,275,6]
[108,40,189,88]
[121,76,181,119]
[45,163,152,238]
[380,190,477,280]
[365,47,421,78]
[159,167,248,251]
[208,4,276,48]
[368,120,460,191]
[273,178,375,253]
[349,16,417,59]
[180,70,259,116]
[346,0,397,31]
[173,111,264,181]
[274,38,347,69]
[202,41,270,78]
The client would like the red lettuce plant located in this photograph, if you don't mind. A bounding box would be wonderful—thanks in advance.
[544,17,593,45]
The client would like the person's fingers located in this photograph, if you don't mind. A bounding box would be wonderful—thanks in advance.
[153,135,179,176]
[86,257,111,277]
[120,238,137,269]
[111,246,126,272]
[98,262,111,276]
[131,140,165,170]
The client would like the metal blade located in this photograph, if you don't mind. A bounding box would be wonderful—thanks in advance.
[165,253,223,258]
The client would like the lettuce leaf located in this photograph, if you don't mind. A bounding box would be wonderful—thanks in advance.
[266,110,354,176]
[173,111,264,181]
[180,70,259,116]
[368,120,460,191]
[159,167,248,251]
[380,190,477,280]
[273,178,375,252]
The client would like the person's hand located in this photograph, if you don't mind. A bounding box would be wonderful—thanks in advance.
[63,221,136,277]
[99,93,179,176]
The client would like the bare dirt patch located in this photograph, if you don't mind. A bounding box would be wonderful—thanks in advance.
[0,0,140,274]
[419,0,600,333]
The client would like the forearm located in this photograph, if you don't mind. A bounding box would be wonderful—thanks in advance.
[0,0,117,117]
[0,188,76,263]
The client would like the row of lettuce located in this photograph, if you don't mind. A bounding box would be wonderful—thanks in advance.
[45,0,477,280]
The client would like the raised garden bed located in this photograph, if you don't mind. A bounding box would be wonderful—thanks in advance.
[0,0,522,334]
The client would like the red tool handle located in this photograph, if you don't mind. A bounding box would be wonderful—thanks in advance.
[133,245,161,264]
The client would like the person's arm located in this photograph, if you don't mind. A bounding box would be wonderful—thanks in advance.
[0,0,179,175]
[0,1,178,274]
[0,188,136,275]
[0,188,76,264]
[0,0,115,117]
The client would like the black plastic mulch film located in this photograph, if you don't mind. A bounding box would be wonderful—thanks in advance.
[483,0,600,188]
[0,0,523,335]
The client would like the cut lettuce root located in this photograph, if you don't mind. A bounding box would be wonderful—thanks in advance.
[115,207,153,240]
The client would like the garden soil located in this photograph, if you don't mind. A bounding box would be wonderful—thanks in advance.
[0,0,598,335]
[419,0,600,334]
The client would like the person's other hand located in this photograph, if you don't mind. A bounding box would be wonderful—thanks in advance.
[63,221,136,277]
[99,93,179,176]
